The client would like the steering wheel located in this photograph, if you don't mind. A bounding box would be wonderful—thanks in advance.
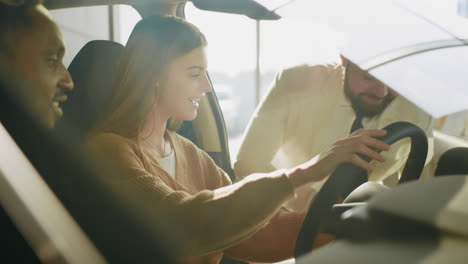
[294,122,428,258]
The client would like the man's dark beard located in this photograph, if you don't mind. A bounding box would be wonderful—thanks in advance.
[344,76,396,118]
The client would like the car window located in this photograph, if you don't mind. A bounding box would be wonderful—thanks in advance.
[185,1,344,161]
[50,6,112,66]
[188,1,468,144]
[51,5,141,66]
[113,5,141,45]
[185,3,257,160]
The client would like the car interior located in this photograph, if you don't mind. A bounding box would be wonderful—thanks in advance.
[2,0,468,263]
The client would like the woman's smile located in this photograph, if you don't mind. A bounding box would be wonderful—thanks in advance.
[189,97,201,108]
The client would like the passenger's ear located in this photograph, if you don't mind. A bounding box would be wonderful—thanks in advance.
[340,55,348,67]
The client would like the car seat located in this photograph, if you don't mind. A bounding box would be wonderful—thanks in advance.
[435,147,468,176]
[56,40,124,141]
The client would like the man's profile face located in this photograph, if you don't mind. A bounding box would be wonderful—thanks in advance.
[344,62,396,117]
[13,4,73,128]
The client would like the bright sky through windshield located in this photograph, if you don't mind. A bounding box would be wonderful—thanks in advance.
[117,2,345,76]
[117,0,465,76]
[185,1,347,75]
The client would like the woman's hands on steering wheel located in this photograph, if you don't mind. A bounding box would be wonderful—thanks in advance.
[286,129,390,189]
[294,122,429,258]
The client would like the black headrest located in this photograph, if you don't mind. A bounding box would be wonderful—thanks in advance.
[57,40,124,138]
[435,147,468,176]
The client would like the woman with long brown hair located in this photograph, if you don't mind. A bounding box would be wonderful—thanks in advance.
[89,15,389,263]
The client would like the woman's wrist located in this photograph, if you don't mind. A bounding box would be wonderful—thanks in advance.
[285,166,306,189]
[285,155,327,189]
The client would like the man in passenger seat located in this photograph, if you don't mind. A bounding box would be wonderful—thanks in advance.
[235,57,435,213]
[0,0,74,129]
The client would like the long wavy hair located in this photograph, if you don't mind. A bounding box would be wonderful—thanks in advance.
[93,15,207,139]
